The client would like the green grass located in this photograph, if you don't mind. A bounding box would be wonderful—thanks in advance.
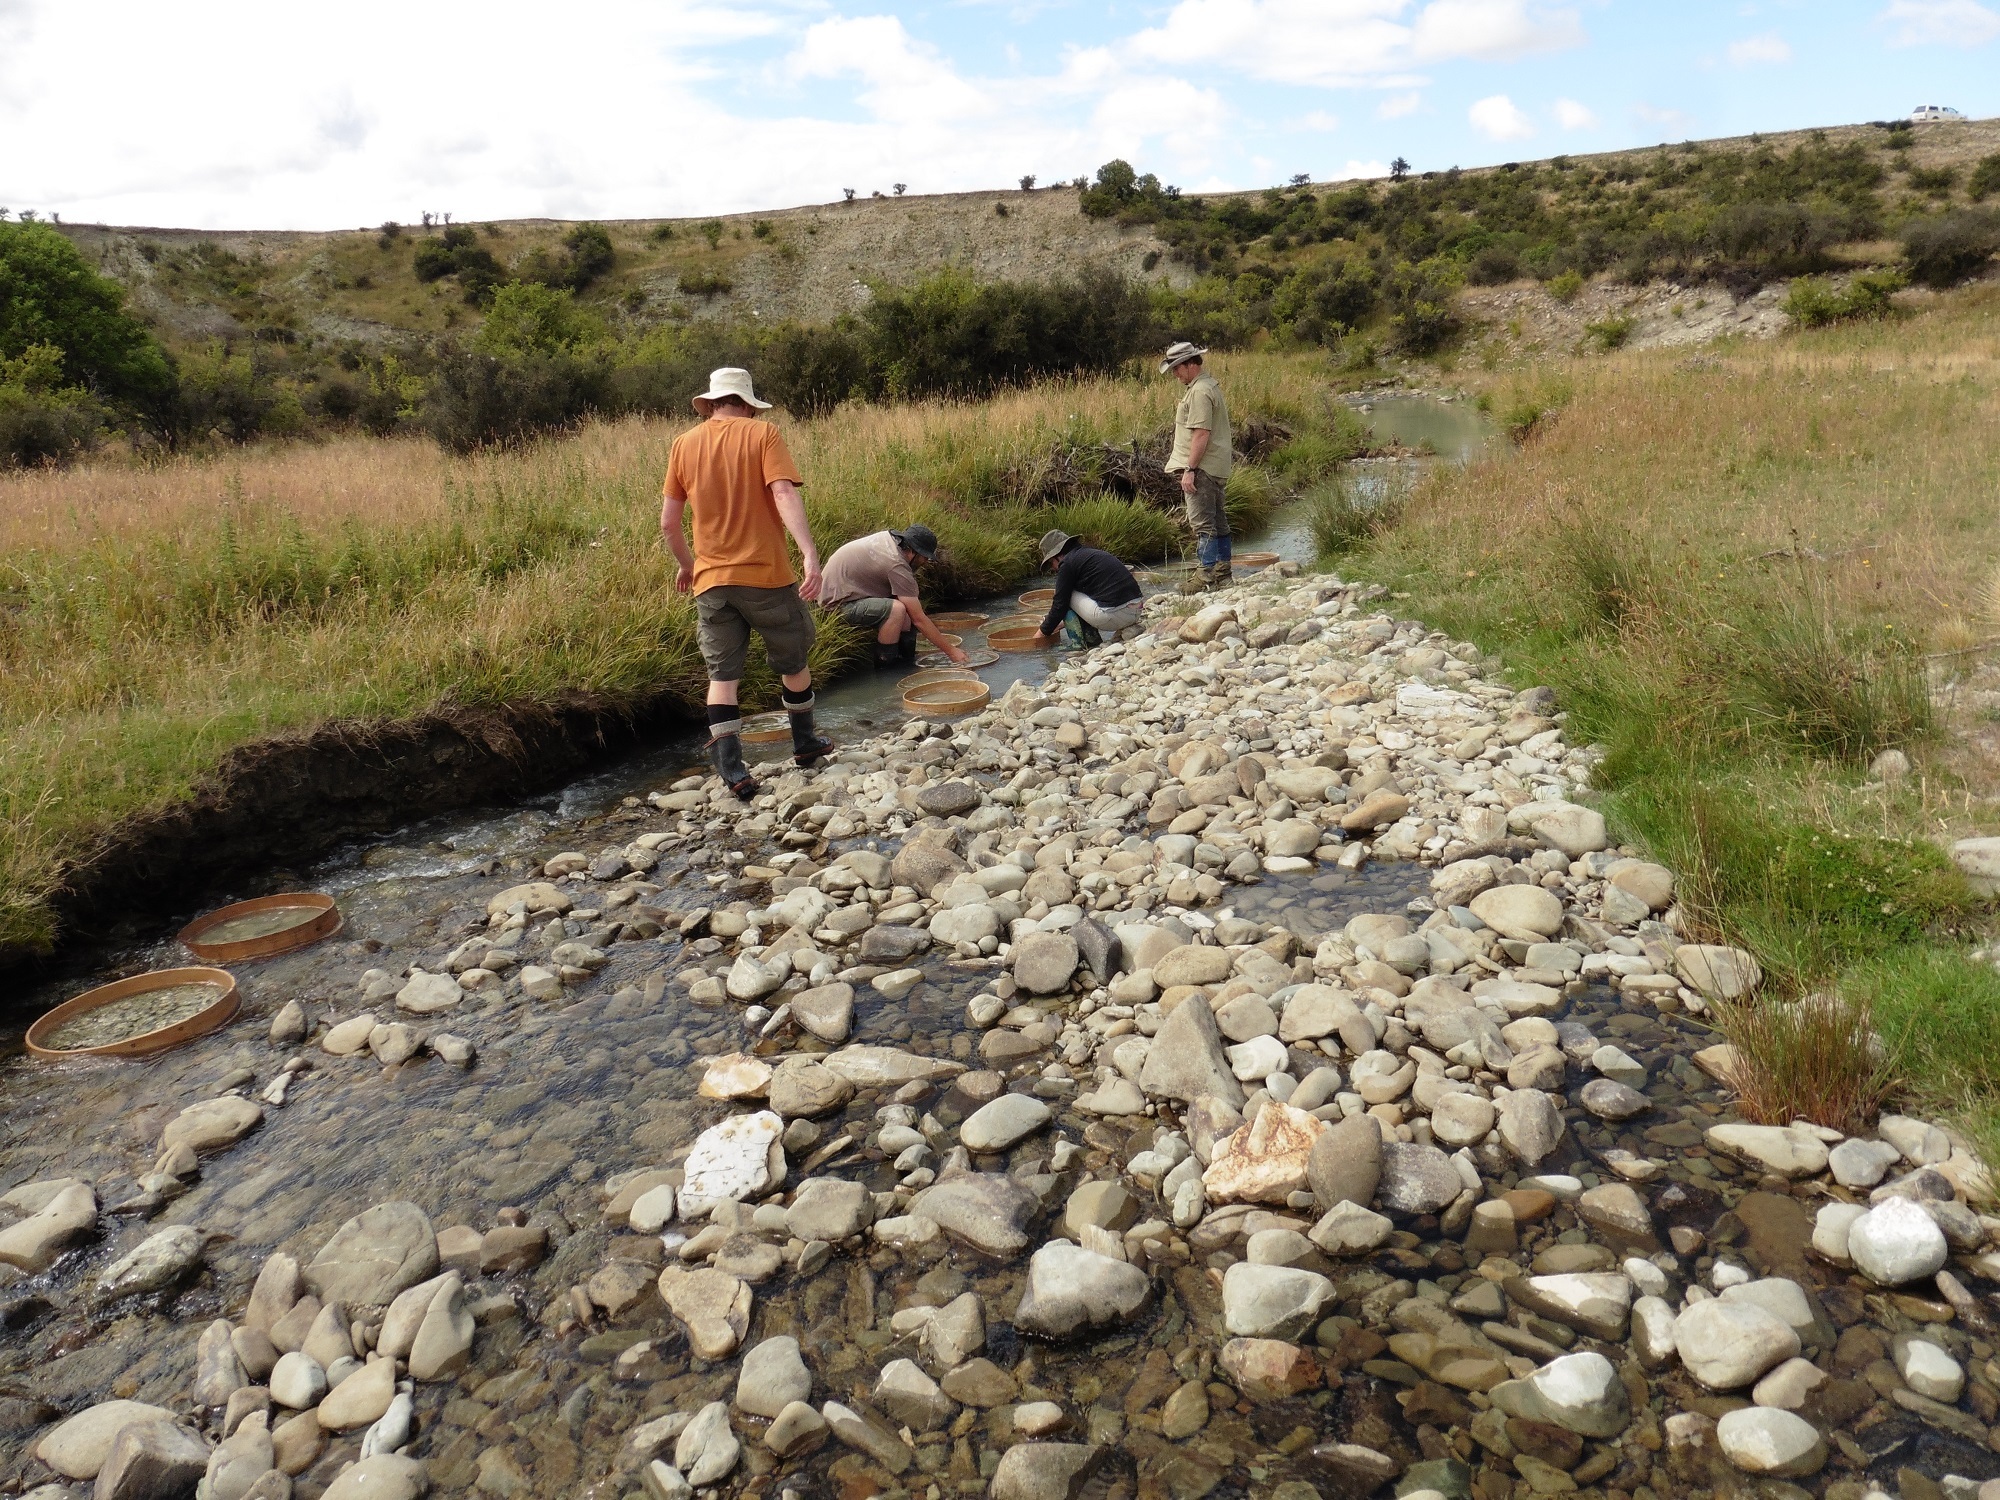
[1341,288,2000,1153]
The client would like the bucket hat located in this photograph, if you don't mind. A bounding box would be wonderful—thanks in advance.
[1159,340,1208,374]
[693,367,772,414]
[892,523,939,560]
[1037,529,1077,565]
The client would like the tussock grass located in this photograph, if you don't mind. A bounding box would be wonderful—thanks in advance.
[0,351,1337,954]
[1352,285,2000,1146]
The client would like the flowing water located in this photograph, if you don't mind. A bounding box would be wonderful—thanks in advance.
[0,395,1512,1498]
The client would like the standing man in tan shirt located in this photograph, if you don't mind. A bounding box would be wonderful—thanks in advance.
[661,367,833,800]
[1161,341,1233,592]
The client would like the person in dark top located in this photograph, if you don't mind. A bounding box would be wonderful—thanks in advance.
[1031,530,1144,649]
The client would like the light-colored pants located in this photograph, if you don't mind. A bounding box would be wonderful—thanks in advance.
[1071,593,1144,632]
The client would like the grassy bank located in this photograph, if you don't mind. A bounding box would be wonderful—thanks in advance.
[1337,284,2000,1155]
[0,351,1349,956]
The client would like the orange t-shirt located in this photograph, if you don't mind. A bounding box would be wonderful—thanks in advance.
[663,416,804,593]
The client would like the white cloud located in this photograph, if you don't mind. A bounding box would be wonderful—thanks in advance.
[1553,97,1597,128]
[1378,91,1424,118]
[1341,159,1393,179]
[1409,0,1584,59]
[1128,0,1583,88]
[1726,30,1792,63]
[1879,0,2000,46]
[1298,109,1343,131]
[1468,93,1535,141]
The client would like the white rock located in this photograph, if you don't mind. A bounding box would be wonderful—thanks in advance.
[1847,1197,1949,1286]
[1715,1407,1825,1477]
[679,1112,786,1219]
[1673,1299,1800,1390]
[1896,1338,1964,1402]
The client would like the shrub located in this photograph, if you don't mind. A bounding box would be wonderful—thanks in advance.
[1547,269,1585,302]
[166,342,277,445]
[475,284,603,358]
[1584,316,1633,351]
[423,347,605,452]
[650,223,676,242]
[1494,373,1573,442]
[1467,244,1521,285]
[678,269,733,297]
[1971,154,2000,202]
[1902,210,2000,287]
[757,322,869,417]
[0,343,105,467]
[560,223,615,289]
[700,220,724,249]
[1386,257,1463,353]
[412,235,504,302]
[1784,269,1904,327]
[1907,165,1957,195]
[862,267,1155,400]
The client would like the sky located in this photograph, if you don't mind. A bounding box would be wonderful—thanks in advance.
[2,0,1998,230]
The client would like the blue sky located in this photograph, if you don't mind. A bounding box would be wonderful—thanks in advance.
[2,0,1996,229]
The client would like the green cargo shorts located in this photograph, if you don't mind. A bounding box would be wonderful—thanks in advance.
[695,583,816,682]
[834,597,896,629]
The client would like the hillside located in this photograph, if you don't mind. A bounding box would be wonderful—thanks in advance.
[51,113,2000,357]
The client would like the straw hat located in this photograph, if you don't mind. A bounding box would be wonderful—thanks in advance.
[1037,529,1077,564]
[1159,341,1208,374]
[693,367,772,414]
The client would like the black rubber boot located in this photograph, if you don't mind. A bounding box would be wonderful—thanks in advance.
[898,629,918,665]
[786,693,834,767]
[872,642,902,668]
[707,732,759,801]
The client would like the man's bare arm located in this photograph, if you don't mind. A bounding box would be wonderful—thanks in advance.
[660,494,695,593]
[769,480,823,601]
[899,594,969,664]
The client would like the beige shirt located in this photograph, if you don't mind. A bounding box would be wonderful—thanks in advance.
[820,530,918,606]
[1166,372,1232,479]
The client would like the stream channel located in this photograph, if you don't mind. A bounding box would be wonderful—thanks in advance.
[1,393,1495,1500]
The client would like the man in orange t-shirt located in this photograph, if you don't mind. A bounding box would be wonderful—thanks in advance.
[661,366,832,799]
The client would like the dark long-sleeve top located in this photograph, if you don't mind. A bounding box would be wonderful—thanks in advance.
[1039,546,1142,635]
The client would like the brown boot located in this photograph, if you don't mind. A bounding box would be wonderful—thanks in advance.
[1178,567,1211,596]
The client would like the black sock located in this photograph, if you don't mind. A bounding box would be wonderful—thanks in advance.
[706,703,742,737]
[782,687,815,714]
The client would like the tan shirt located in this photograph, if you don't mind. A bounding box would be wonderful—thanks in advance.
[1166,372,1232,479]
[819,530,918,607]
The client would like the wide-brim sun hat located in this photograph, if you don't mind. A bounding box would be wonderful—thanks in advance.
[1159,341,1208,374]
[1037,529,1076,564]
[892,523,940,559]
[692,367,772,414]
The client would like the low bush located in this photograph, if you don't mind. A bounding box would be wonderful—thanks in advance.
[0,344,104,467]
[1488,372,1573,443]
[862,267,1155,400]
[423,347,606,452]
[1584,316,1633,351]
[1902,210,2000,288]
[1546,269,1585,303]
[677,269,733,297]
[1784,269,1904,326]
[1971,153,2000,203]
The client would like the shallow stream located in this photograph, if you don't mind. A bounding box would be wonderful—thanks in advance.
[0,393,1562,1500]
